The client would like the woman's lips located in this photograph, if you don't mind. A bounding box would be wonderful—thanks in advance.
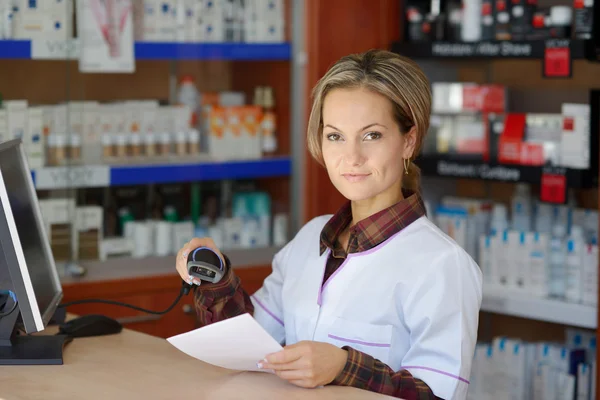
[342,173,371,183]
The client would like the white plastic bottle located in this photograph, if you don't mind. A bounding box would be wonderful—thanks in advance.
[548,224,567,299]
[511,184,532,232]
[490,203,509,235]
[177,75,200,129]
[565,225,585,303]
[528,232,549,298]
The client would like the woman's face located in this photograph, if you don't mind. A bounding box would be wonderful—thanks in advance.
[321,87,416,202]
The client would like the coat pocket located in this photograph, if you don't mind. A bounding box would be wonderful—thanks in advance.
[327,317,394,365]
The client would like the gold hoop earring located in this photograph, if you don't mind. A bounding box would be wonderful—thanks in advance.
[404,158,410,175]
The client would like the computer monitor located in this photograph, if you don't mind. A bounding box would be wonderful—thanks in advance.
[0,139,70,365]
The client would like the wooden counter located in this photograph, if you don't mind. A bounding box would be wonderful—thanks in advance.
[0,326,394,400]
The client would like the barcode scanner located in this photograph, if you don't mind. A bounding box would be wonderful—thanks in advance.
[186,247,225,284]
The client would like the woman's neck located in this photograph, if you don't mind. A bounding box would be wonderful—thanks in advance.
[350,183,405,226]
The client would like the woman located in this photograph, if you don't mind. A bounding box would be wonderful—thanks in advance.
[175,49,482,400]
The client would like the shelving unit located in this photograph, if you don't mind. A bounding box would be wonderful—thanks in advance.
[416,154,598,188]
[482,285,597,330]
[0,39,292,61]
[60,246,281,285]
[31,156,292,190]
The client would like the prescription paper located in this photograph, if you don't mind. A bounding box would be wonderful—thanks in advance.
[166,313,283,372]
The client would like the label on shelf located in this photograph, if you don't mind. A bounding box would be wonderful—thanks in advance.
[431,42,534,57]
[31,39,81,60]
[34,166,110,189]
[543,39,572,78]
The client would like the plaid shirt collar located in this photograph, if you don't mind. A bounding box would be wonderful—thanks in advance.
[319,190,426,257]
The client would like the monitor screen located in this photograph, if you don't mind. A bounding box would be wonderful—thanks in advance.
[0,141,62,332]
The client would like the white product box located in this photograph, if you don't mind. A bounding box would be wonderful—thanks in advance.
[13,0,73,40]
[560,103,590,169]
[172,221,195,254]
[4,100,28,140]
[25,107,45,168]
[138,0,159,41]
[0,109,8,144]
[197,0,225,42]
[154,0,177,41]
[77,0,135,73]
[99,237,134,260]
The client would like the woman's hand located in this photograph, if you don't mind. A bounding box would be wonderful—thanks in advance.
[259,341,348,388]
[175,237,224,286]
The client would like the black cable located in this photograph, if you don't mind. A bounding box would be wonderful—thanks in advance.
[0,290,18,318]
[0,297,17,317]
[57,282,194,316]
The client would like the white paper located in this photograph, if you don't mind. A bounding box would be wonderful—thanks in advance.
[167,313,283,372]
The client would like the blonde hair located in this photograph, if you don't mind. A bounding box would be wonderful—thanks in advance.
[307,49,431,193]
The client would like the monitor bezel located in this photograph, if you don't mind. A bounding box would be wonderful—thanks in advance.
[0,139,63,333]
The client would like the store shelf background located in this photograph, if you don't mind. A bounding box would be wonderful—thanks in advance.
[31,156,292,190]
[0,40,292,60]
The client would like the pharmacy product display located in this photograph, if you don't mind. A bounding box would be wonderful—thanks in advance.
[423,83,592,171]
[0,84,279,168]
[468,329,597,400]
[404,0,592,43]
[37,183,288,273]
[0,0,285,43]
[429,186,599,307]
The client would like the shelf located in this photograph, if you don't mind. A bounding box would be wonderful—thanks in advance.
[416,154,597,188]
[391,39,596,60]
[60,246,281,285]
[0,39,291,61]
[482,284,597,329]
[31,156,292,190]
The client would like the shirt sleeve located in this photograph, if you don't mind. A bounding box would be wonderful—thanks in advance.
[193,253,255,326]
[332,347,443,399]
[400,246,483,400]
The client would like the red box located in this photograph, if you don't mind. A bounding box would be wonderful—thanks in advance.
[498,113,527,164]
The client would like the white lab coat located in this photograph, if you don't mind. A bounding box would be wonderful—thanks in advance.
[251,215,483,400]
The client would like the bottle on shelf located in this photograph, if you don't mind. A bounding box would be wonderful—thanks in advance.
[490,203,509,235]
[565,225,585,303]
[511,184,532,233]
[548,223,567,299]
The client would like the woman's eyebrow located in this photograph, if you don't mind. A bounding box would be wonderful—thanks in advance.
[323,123,387,132]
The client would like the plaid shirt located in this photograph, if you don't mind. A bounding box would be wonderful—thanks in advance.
[194,191,441,400]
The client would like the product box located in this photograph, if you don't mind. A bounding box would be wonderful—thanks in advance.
[510,0,536,40]
[0,110,8,144]
[197,0,225,42]
[208,106,227,159]
[39,198,77,262]
[13,0,74,41]
[498,113,546,166]
[155,0,177,41]
[4,100,28,142]
[240,106,263,159]
[25,107,45,169]
[560,103,590,169]
[573,0,595,39]
[75,206,103,260]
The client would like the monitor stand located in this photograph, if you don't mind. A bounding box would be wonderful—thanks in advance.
[0,296,71,365]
